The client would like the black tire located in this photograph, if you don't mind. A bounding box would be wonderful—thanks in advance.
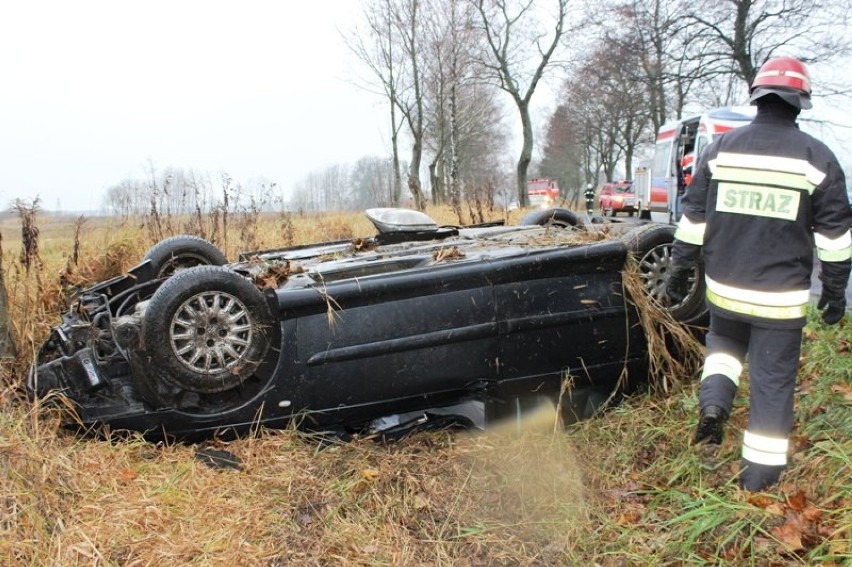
[519,208,579,228]
[142,265,275,393]
[621,224,707,322]
[144,235,228,279]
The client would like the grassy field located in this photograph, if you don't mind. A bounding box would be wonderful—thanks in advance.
[0,204,849,566]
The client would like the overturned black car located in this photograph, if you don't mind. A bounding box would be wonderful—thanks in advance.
[29,208,706,441]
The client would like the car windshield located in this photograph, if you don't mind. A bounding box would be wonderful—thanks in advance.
[614,185,632,194]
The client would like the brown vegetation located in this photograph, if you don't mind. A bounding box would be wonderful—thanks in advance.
[0,204,848,565]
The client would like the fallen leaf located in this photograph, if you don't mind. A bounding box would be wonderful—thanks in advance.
[617,510,642,525]
[413,492,429,509]
[119,468,138,483]
[771,519,804,551]
[786,489,808,512]
[361,468,380,482]
[746,493,778,509]
[765,503,786,516]
[802,503,821,522]
[829,383,852,401]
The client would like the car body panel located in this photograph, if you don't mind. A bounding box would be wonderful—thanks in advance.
[30,212,670,441]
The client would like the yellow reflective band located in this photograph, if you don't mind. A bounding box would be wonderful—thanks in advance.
[742,430,788,466]
[815,231,852,262]
[701,352,743,385]
[675,215,705,246]
[705,276,810,307]
[714,152,826,186]
[712,166,815,192]
[818,247,852,262]
[707,289,807,319]
[716,183,801,221]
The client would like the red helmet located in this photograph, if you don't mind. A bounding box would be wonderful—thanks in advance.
[749,57,812,109]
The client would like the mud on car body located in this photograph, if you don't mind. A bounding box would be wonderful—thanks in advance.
[29,208,706,441]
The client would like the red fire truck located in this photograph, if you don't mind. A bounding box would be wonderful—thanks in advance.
[527,178,560,208]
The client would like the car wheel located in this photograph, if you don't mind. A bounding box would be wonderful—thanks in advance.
[144,235,228,279]
[519,208,579,228]
[142,265,275,393]
[622,224,707,322]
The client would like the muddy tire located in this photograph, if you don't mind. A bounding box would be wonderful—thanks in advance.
[622,223,707,322]
[142,266,275,393]
[519,208,579,228]
[144,235,228,279]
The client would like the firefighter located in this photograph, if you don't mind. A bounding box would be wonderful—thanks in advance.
[584,183,596,214]
[665,57,852,491]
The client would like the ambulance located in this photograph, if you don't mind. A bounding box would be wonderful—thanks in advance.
[641,106,757,222]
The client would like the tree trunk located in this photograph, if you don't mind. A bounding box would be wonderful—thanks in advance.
[390,99,403,206]
[408,139,427,210]
[516,102,533,207]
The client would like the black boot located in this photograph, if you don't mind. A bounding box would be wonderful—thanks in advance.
[694,405,728,471]
[694,405,727,445]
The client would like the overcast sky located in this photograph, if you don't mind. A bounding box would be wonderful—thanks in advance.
[0,1,392,212]
[2,2,849,213]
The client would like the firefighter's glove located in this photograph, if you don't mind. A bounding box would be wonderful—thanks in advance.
[818,261,850,325]
[664,265,691,306]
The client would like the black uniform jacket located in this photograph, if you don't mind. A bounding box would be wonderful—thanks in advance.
[672,104,852,328]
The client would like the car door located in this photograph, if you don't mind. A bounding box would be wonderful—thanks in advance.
[491,241,640,401]
[281,261,499,425]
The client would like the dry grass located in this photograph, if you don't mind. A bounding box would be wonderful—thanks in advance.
[1,204,848,566]
[1,389,586,565]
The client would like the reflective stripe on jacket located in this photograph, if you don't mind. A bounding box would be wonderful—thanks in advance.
[674,105,852,327]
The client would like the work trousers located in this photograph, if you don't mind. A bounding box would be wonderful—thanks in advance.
[698,312,803,491]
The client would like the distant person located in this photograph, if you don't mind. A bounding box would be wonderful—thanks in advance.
[584,184,596,214]
[665,57,852,491]
[682,152,695,187]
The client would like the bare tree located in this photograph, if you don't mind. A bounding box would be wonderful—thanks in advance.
[543,36,651,199]
[292,163,352,212]
[604,0,722,129]
[688,0,852,89]
[394,0,430,210]
[539,103,587,206]
[473,0,568,207]
[346,0,406,206]
[350,156,398,208]
[422,0,507,220]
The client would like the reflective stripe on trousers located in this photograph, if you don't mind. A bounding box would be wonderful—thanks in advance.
[699,313,803,476]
